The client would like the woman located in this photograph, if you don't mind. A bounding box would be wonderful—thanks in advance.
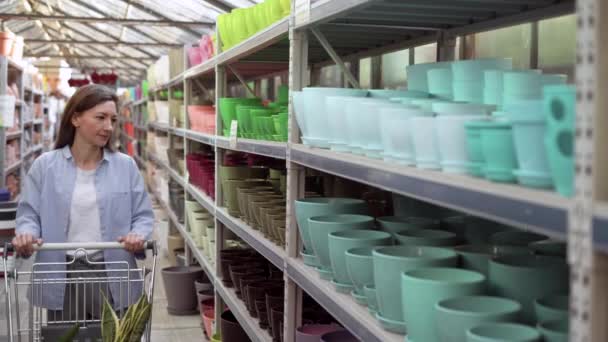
[12,84,154,320]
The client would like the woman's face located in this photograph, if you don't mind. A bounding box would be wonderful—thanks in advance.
[72,100,117,148]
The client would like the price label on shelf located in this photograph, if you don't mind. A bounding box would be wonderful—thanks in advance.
[229,120,238,149]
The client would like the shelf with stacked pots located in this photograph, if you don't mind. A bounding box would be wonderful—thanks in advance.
[288,58,608,251]
[285,188,570,342]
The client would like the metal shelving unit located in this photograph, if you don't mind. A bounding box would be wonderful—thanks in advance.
[0,56,24,192]
[135,0,608,341]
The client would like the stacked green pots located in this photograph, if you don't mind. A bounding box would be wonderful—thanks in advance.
[467,323,541,342]
[308,214,375,280]
[538,319,568,342]
[218,98,261,136]
[377,216,439,239]
[294,198,369,267]
[372,246,458,333]
[328,230,392,294]
[534,294,568,323]
[489,255,569,323]
[394,228,460,247]
[455,244,531,277]
[435,295,522,342]
[401,267,486,342]
[345,247,378,305]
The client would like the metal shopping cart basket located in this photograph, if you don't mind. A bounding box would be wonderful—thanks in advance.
[3,241,157,342]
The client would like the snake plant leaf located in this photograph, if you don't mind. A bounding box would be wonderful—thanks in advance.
[118,294,147,340]
[101,294,119,342]
[127,298,152,342]
[57,323,80,342]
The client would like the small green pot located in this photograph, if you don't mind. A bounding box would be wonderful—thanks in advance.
[308,214,375,275]
[395,228,460,247]
[364,284,378,313]
[329,230,391,289]
[464,119,491,177]
[538,319,568,342]
[467,323,541,342]
[402,267,486,342]
[490,231,547,246]
[479,121,518,183]
[345,247,376,297]
[435,295,522,342]
[534,294,569,323]
[455,244,531,277]
[372,246,458,333]
[489,255,569,324]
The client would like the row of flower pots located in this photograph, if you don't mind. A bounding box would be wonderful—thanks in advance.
[294,196,568,341]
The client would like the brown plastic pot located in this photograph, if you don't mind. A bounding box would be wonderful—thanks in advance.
[239,274,267,304]
[230,267,265,295]
[270,305,284,342]
[221,310,251,342]
[161,266,205,315]
[246,281,283,315]
[255,299,268,328]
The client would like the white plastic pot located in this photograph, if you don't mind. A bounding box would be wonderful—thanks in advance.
[380,106,431,165]
[326,96,357,152]
[436,115,485,174]
[410,116,441,170]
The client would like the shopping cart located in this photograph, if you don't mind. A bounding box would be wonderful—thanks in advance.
[2,241,157,342]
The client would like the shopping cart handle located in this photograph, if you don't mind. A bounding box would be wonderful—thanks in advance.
[2,240,157,257]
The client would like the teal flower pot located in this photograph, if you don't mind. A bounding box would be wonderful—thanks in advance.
[489,231,547,247]
[538,319,568,342]
[308,214,375,276]
[464,120,492,177]
[455,244,531,277]
[394,228,460,247]
[294,198,369,267]
[428,68,453,99]
[377,216,439,239]
[402,267,486,342]
[506,100,553,188]
[534,294,569,323]
[543,85,575,197]
[467,323,541,342]
[479,121,518,183]
[345,247,377,303]
[372,246,458,333]
[329,230,392,290]
[503,71,543,98]
[364,284,378,314]
[489,255,569,323]
[407,61,451,92]
[435,295,522,342]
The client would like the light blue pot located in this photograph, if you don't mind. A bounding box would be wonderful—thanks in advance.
[294,198,369,267]
[344,98,386,155]
[326,96,358,152]
[308,214,375,275]
[503,71,543,97]
[368,89,427,99]
[410,98,449,112]
[453,80,484,103]
[292,91,308,141]
[428,68,453,99]
[302,87,368,148]
[506,100,553,189]
[402,267,486,342]
[436,115,485,174]
[372,246,458,333]
[452,58,513,81]
[360,100,403,159]
[410,116,441,169]
[432,102,495,116]
[407,61,451,92]
[380,106,433,164]
[328,230,392,289]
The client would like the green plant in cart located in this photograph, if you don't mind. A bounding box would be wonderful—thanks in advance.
[101,294,152,342]
[57,323,80,342]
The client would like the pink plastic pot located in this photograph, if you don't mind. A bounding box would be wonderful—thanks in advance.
[188,45,202,67]
[203,309,215,339]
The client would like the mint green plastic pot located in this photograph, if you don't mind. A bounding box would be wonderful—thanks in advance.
[345,247,377,301]
[395,228,460,247]
[538,319,568,342]
[489,231,547,246]
[465,120,491,177]
[455,244,531,277]
[294,198,369,267]
[327,231,391,291]
[544,85,575,197]
[489,255,569,323]
[364,284,378,313]
[308,214,375,276]
[467,323,541,342]
[377,216,439,238]
[402,267,486,342]
[534,294,568,323]
[372,246,458,333]
[479,121,518,183]
[435,295,522,342]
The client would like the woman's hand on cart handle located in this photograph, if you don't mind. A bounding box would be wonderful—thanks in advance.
[118,233,145,252]
[11,233,43,258]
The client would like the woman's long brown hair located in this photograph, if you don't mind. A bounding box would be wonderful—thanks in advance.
[54,84,119,150]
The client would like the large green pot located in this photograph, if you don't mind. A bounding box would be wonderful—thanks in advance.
[372,246,458,333]
[308,214,375,276]
[402,267,486,342]
[394,228,460,247]
[345,247,378,301]
[534,294,568,323]
[364,284,378,314]
[328,230,392,292]
[467,323,541,342]
[489,255,569,324]
[455,244,531,277]
[435,295,522,342]
[294,198,369,266]
[538,319,568,342]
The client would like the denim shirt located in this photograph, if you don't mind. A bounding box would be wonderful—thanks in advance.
[16,146,154,310]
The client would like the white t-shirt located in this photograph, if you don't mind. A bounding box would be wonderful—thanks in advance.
[66,168,102,256]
